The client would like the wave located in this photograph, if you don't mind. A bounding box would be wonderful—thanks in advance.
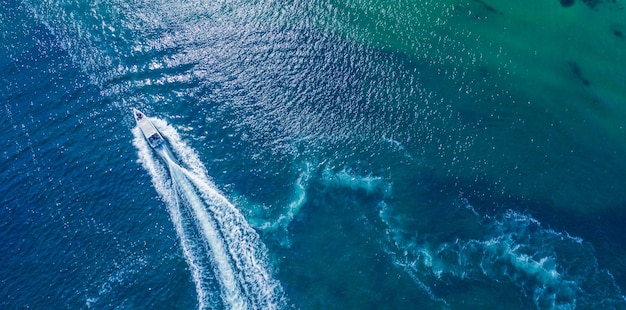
[381,199,626,309]
[133,117,285,309]
[255,162,312,233]
[321,167,392,196]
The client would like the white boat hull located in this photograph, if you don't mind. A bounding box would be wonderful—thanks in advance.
[133,108,164,148]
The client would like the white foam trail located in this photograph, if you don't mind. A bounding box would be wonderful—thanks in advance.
[165,156,248,309]
[133,127,211,309]
[133,127,213,309]
[134,117,285,310]
[177,157,283,309]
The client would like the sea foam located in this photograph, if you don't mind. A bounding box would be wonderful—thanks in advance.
[380,200,625,309]
[133,117,286,309]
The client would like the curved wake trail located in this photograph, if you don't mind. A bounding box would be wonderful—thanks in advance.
[132,128,213,309]
[164,152,249,310]
[178,167,282,309]
[133,118,285,310]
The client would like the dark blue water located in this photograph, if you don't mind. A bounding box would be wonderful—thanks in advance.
[2,0,626,308]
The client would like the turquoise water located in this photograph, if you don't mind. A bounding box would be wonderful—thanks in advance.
[2,0,626,308]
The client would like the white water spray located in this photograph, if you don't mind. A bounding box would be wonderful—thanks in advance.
[133,117,285,310]
[164,150,249,309]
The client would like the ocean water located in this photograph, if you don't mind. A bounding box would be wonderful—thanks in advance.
[2,0,626,309]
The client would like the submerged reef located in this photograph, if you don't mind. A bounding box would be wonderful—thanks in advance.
[581,0,615,9]
[560,0,617,8]
[567,61,591,87]
[473,0,498,13]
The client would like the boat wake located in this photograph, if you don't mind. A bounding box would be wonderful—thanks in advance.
[132,117,285,310]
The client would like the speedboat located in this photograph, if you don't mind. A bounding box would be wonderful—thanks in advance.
[133,108,164,148]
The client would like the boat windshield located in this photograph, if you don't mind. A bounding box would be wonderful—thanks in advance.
[148,133,163,146]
